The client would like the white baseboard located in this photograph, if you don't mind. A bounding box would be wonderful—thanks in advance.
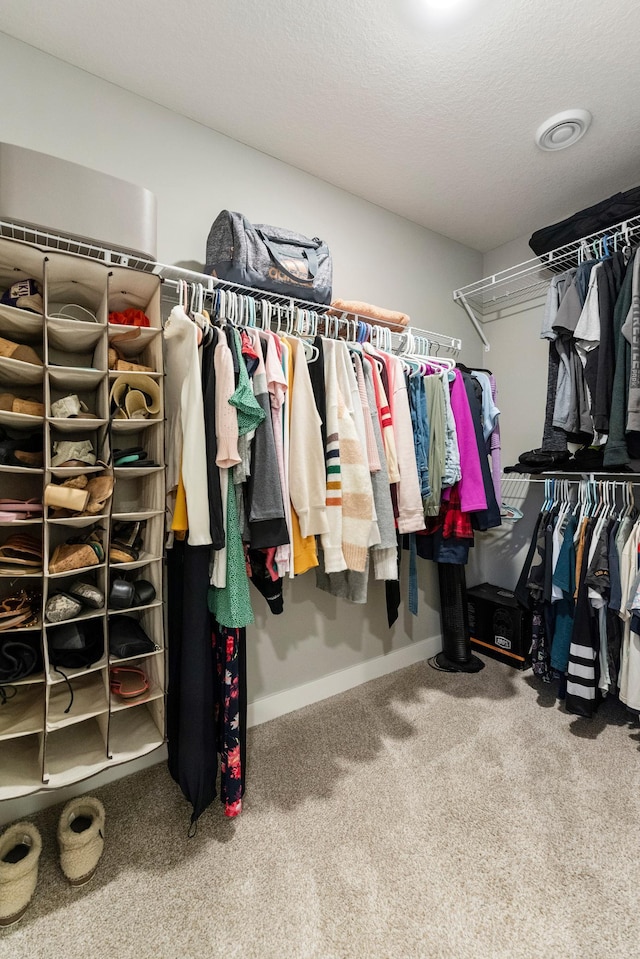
[248,635,442,728]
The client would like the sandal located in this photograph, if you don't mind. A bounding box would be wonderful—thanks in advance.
[44,483,91,513]
[110,520,145,564]
[0,498,43,521]
[0,278,43,313]
[0,534,43,571]
[109,665,150,702]
[113,447,157,468]
[0,590,39,631]
[108,330,153,373]
[49,529,105,574]
[0,427,44,469]
[0,394,44,417]
[0,336,42,367]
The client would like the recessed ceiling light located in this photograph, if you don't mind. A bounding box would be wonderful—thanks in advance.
[535,109,592,152]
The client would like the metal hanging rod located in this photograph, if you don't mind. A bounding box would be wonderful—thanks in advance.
[451,212,640,351]
[501,472,640,484]
[0,219,462,355]
[158,265,462,353]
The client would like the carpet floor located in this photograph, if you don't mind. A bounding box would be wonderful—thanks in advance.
[3,655,640,959]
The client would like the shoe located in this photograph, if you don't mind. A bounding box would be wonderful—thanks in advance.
[0,394,44,417]
[57,797,105,887]
[0,336,42,367]
[0,821,42,926]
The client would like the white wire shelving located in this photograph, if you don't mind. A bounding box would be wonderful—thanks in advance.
[452,212,640,352]
[0,219,462,356]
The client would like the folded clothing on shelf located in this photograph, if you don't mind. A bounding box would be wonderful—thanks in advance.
[329,298,409,332]
[113,447,157,468]
[108,308,151,328]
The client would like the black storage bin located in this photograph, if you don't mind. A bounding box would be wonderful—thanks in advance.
[466,583,532,669]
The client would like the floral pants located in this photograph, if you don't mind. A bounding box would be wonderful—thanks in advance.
[212,623,246,817]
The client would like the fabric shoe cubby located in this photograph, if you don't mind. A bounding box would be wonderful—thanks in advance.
[0,241,166,800]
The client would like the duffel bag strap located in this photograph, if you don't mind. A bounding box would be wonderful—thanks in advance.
[256,230,319,281]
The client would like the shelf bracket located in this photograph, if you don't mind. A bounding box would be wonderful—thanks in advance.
[455,291,490,352]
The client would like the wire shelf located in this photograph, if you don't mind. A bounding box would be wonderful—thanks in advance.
[0,219,461,355]
[453,212,640,320]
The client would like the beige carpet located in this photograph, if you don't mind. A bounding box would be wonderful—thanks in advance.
[3,655,640,959]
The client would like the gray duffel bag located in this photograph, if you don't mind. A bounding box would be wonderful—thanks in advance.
[205,210,332,305]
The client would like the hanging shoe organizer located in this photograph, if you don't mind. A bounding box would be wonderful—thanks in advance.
[0,237,166,800]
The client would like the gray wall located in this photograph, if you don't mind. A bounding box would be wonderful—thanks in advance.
[476,233,547,590]
[0,33,485,712]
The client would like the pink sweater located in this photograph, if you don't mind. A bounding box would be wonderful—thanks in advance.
[449,370,487,513]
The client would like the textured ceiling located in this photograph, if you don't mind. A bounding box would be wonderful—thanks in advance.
[1,0,639,252]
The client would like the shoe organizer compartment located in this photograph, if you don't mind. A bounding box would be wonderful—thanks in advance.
[108,328,163,375]
[43,566,106,626]
[0,527,43,577]
[107,592,162,651]
[47,378,108,432]
[111,423,163,474]
[0,237,45,318]
[47,422,110,474]
[46,521,106,578]
[0,681,45,740]
[0,383,45,429]
[43,714,109,788]
[44,469,113,527]
[46,666,109,731]
[109,514,163,569]
[0,733,44,799]
[44,253,108,326]
[107,696,163,762]
[0,422,44,474]
[0,329,44,387]
[0,577,43,634]
[43,619,107,686]
[112,472,163,519]
[109,367,163,426]
[107,558,162,616]
[107,266,161,329]
[109,650,164,712]
[0,472,43,526]
[45,330,107,374]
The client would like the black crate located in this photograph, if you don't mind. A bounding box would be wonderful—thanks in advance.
[466,583,532,669]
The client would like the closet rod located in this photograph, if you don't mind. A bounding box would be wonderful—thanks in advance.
[159,267,462,354]
[502,474,640,485]
[0,218,463,355]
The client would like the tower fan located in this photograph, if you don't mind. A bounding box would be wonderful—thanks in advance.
[429,563,484,673]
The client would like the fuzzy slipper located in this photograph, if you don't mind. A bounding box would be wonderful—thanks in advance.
[57,797,105,886]
[0,822,42,926]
